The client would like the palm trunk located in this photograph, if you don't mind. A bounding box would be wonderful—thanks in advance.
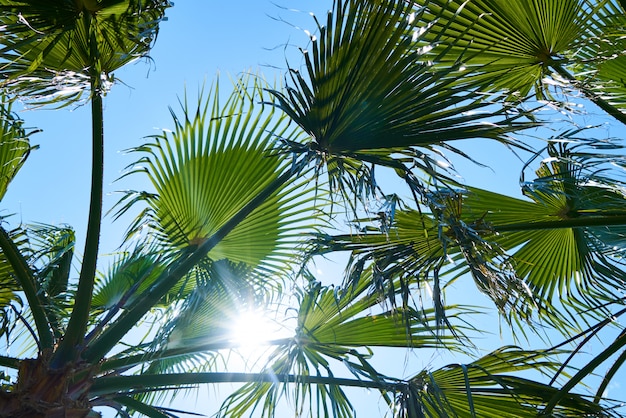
[0,357,92,417]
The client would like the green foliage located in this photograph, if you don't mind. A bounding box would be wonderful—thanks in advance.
[0,0,171,105]
[0,0,625,417]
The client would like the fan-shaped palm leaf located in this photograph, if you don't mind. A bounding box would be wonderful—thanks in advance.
[413,0,626,123]
[458,140,626,323]
[82,76,319,365]
[219,273,476,418]
[308,203,534,326]
[308,136,626,330]
[26,223,75,299]
[118,76,319,274]
[591,54,626,118]
[0,0,170,104]
[397,346,619,417]
[91,246,176,312]
[414,0,586,94]
[270,0,534,195]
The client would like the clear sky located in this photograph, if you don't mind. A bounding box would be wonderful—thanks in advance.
[2,1,624,417]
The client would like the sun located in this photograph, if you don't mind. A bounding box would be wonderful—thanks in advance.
[229,309,283,349]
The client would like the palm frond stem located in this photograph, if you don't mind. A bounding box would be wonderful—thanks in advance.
[543,331,626,415]
[52,19,105,368]
[494,214,626,232]
[548,305,626,386]
[101,338,293,372]
[109,395,180,418]
[0,226,53,349]
[90,371,402,396]
[0,354,21,369]
[551,62,626,126]
[594,345,626,404]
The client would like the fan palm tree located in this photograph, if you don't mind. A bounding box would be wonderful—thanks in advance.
[0,0,625,417]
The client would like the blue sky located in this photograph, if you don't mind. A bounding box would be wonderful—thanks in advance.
[2,1,625,416]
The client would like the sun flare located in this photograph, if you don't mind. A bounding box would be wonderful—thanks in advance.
[229,309,283,349]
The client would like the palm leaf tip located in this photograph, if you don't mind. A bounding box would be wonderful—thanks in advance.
[0,95,37,201]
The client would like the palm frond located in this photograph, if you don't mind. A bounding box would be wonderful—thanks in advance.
[0,224,27,347]
[412,0,626,123]
[309,132,626,331]
[0,0,171,105]
[308,201,533,327]
[568,0,626,117]
[414,0,587,96]
[117,75,319,276]
[396,346,620,417]
[91,246,177,311]
[0,223,26,308]
[218,274,476,418]
[0,94,37,200]
[459,139,626,324]
[270,0,534,200]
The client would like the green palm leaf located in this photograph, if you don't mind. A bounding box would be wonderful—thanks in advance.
[119,76,318,274]
[415,0,586,95]
[569,1,626,117]
[0,0,170,104]
[24,223,75,341]
[398,346,619,417]
[0,225,27,340]
[309,204,533,325]
[270,0,533,191]
[27,223,75,299]
[91,246,175,312]
[0,222,76,351]
[413,0,626,122]
[0,96,37,340]
[458,139,626,323]
[296,277,474,351]
[125,277,241,407]
[219,273,475,418]
[309,133,626,329]
[591,55,626,118]
[0,95,36,200]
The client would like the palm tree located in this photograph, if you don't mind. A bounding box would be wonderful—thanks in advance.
[0,0,624,417]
